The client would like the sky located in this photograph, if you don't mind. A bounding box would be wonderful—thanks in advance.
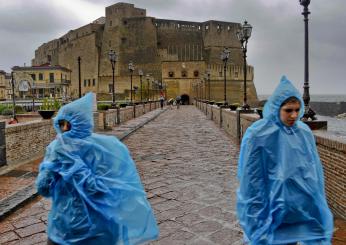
[0,0,345,95]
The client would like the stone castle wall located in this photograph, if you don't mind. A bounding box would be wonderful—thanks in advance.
[31,2,258,103]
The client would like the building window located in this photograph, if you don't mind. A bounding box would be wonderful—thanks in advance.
[31,74,36,81]
[84,79,87,87]
[181,70,187,77]
[205,25,209,30]
[110,20,112,26]
[49,73,54,83]
[93,79,96,86]
[109,84,113,93]
[121,37,127,44]
[123,20,127,25]
[39,73,43,80]
[88,79,91,87]
[235,72,238,78]
[168,71,174,78]
[194,70,199,77]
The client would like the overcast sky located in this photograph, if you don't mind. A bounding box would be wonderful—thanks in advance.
[0,0,345,95]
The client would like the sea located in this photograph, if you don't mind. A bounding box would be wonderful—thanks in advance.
[258,94,346,139]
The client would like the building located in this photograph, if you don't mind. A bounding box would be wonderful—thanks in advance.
[0,70,11,100]
[11,64,71,99]
[32,2,258,104]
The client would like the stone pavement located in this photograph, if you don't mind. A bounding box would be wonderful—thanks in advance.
[0,105,345,244]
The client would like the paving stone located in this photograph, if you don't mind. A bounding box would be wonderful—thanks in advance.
[0,231,19,244]
[189,220,223,235]
[16,223,46,238]
[208,227,243,244]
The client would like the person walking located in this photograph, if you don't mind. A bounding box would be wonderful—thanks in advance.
[175,95,181,109]
[36,93,159,245]
[160,95,164,109]
[236,76,333,245]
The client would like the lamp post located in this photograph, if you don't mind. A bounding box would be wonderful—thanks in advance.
[78,56,81,98]
[220,48,230,105]
[299,0,316,121]
[146,74,150,101]
[138,69,143,102]
[207,68,211,101]
[108,50,117,107]
[128,61,134,104]
[237,20,252,110]
[10,72,16,120]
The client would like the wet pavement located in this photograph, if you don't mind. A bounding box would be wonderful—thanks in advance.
[0,105,345,244]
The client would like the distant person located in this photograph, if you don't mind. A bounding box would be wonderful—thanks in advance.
[176,95,181,109]
[160,95,165,109]
[237,76,333,244]
[36,93,159,245]
[8,117,18,124]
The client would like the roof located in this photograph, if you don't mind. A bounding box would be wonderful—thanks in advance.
[12,64,71,72]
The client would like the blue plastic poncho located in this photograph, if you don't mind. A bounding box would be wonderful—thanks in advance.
[36,93,159,245]
[236,76,333,245]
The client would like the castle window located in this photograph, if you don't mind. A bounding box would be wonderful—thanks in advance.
[84,80,87,87]
[168,71,174,78]
[109,40,111,46]
[227,26,231,31]
[109,84,113,93]
[123,20,127,25]
[181,70,187,77]
[110,20,112,26]
[235,72,238,78]
[93,79,96,86]
[31,74,36,81]
[141,12,144,15]
[205,25,209,30]
[194,70,199,77]
[217,25,220,30]
[198,26,201,30]
[39,73,43,80]
[49,73,54,83]
[157,41,161,46]
[121,38,127,44]
[177,23,180,29]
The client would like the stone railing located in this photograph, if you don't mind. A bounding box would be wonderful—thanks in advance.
[0,101,161,167]
[195,100,346,220]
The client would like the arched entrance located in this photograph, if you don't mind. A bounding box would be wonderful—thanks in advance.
[181,94,190,105]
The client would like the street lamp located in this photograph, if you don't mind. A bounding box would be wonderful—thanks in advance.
[299,0,316,121]
[78,56,81,98]
[220,48,230,105]
[237,20,252,110]
[108,50,117,107]
[138,69,143,102]
[10,72,16,120]
[128,61,135,104]
[146,74,150,101]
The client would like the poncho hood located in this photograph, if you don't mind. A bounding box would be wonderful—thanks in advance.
[53,93,94,138]
[263,75,305,126]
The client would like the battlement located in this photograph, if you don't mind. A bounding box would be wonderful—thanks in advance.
[105,2,146,18]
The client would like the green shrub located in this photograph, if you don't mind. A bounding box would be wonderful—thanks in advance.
[1,108,13,116]
[97,104,110,110]
[40,98,61,110]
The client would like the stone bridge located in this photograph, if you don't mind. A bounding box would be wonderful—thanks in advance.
[0,104,345,244]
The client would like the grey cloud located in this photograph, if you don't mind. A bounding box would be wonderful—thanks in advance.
[1,0,345,94]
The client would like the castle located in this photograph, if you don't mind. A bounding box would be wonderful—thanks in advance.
[32,2,258,104]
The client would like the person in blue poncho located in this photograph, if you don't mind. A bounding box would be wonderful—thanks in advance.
[36,93,159,245]
[236,76,334,245]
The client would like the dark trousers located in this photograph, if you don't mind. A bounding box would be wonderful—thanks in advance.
[47,238,59,245]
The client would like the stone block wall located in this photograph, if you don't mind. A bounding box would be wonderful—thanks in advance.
[5,120,56,165]
[314,132,346,220]
[196,100,346,219]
